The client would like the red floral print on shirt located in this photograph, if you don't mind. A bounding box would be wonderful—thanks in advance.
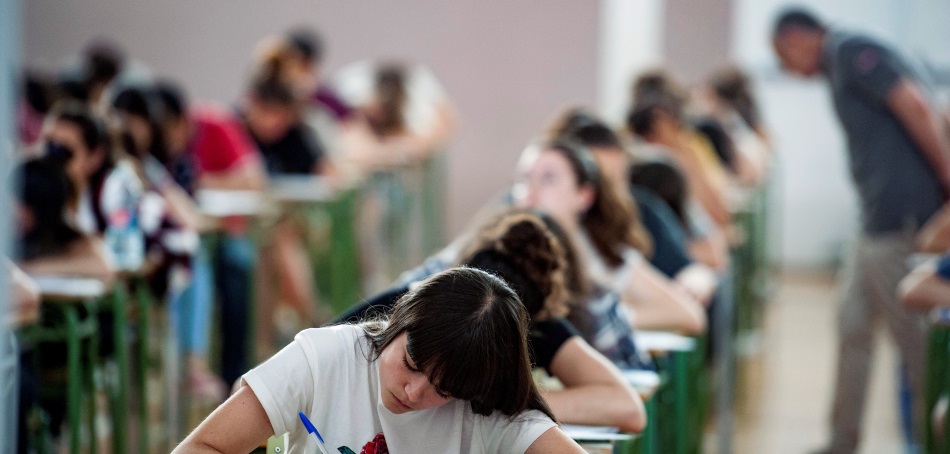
[337,433,388,454]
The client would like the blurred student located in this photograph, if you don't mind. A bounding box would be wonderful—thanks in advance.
[238,67,328,347]
[628,97,731,271]
[628,74,733,229]
[333,60,455,173]
[551,108,719,304]
[18,70,61,147]
[175,268,586,453]
[513,138,706,335]
[112,85,226,400]
[155,81,266,387]
[900,255,950,310]
[13,156,114,281]
[12,157,115,446]
[701,65,771,186]
[771,8,950,453]
[57,40,126,111]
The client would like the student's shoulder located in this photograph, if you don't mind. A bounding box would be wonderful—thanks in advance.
[293,324,367,357]
[471,409,557,451]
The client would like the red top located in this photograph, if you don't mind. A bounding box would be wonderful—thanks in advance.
[189,103,256,176]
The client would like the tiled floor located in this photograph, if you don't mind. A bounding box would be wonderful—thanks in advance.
[733,271,906,454]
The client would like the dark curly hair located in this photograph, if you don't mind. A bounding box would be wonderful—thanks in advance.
[458,210,571,320]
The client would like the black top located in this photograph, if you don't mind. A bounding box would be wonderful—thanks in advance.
[253,123,325,176]
[632,185,693,278]
[333,285,580,374]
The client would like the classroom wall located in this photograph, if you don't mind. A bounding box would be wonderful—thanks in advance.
[598,0,665,125]
[663,0,734,85]
[21,0,600,237]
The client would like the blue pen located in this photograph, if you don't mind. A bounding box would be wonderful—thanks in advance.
[298,412,332,454]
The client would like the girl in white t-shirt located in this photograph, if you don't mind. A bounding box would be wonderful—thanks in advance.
[174,267,585,453]
[512,137,706,336]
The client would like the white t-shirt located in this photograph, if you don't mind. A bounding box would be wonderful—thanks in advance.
[76,160,146,233]
[574,231,643,295]
[242,325,556,454]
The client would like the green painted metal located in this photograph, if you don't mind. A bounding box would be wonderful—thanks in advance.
[85,301,99,454]
[926,323,950,453]
[20,298,101,453]
[65,306,81,453]
[134,277,155,453]
[112,282,130,453]
[420,154,446,256]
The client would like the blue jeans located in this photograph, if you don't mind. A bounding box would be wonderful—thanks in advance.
[171,248,214,357]
[213,234,254,386]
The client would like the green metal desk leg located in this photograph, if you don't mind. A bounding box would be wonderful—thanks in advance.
[673,351,690,454]
[112,284,130,454]
[135,278,153,454]
[86,301,99,454]
[926,326,948,453]
[643,393,657,454]
[65,306,82,454]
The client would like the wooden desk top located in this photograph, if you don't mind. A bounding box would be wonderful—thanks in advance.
[30,275,110,302]
[196,189,268,217]
[563,423,635,453]
[268,175,337,203]
[634,331,696,354]
[623,369,662,399]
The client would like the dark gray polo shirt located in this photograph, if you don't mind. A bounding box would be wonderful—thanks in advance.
[823,29,943,234]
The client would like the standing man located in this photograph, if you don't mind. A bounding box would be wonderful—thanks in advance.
[772,7,950,454]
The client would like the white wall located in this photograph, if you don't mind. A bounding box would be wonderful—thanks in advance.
[731,0,950,267]
[598,0,665,125]
[22,0,601,236]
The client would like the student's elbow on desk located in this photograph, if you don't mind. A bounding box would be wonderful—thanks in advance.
[900,271,950,310]
[613,391,647,434]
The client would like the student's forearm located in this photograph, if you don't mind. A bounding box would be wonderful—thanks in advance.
[900,270,950,309]
[199,172,263,191]
[675,264,719,305]
[158,184,203,231]
[688,231,729,272]
[632,302,706,335]
[888,79,950,192]
[624,272,706,335]
[171,441,226,454]
[199,159,266,191]
[20,255,115,284]
[544,385,645,433]
[916,203,950,253]
[174,385,273,454]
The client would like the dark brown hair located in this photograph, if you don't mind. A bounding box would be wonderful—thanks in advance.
[364,267,556,420]
[15,158,83,261]
[709,65,762,130]
[548,107,624,150]
[539,138,653,266]
[631,69,686,110]
[50,101,115,190]
[458,210,571,320]
[367,62,408,138]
